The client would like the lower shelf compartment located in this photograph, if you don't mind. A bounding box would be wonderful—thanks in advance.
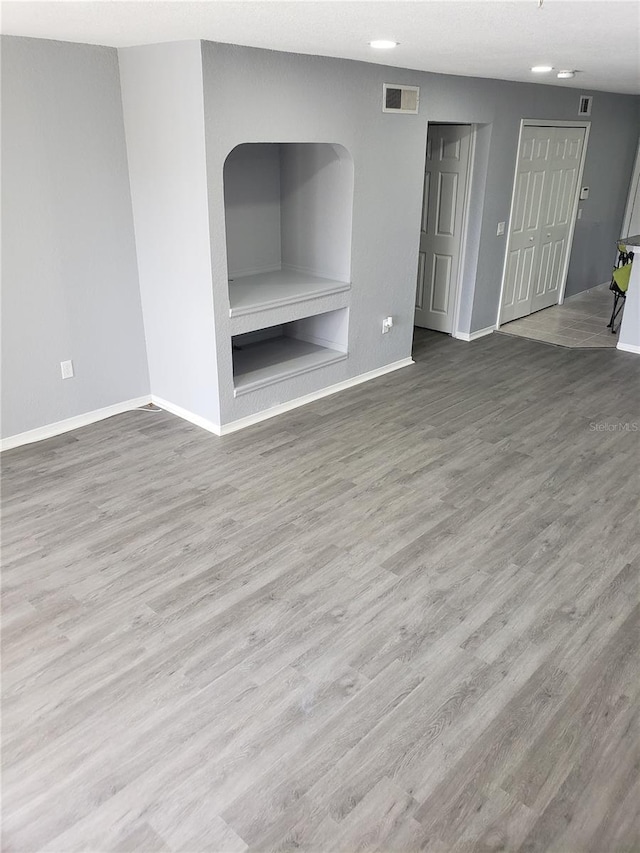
[233,336,347,396]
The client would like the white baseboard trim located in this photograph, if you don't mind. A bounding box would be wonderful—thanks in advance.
[617,342,640,355]
[454,325,496,342]
[3,360,416,450]
[150,395,221,436]
[217,357,415,436]
[0,395,152,452]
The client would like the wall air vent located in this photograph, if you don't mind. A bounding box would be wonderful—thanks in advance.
[383,83,420,114]
[578,95,593,116]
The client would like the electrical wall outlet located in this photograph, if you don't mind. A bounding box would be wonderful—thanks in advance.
[382,316,393,334]
[60,360,74,379]
[497,221,506,236]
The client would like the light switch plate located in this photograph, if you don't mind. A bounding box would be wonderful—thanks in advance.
[579,187,589,200]
[497,221,506,236]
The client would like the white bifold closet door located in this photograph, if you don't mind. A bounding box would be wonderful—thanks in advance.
[500,125,586,325]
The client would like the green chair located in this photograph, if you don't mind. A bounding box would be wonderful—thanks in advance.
[608,242,633,334]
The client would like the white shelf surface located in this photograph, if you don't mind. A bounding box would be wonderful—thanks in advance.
[228,269,350,317]
[233,336,347,396]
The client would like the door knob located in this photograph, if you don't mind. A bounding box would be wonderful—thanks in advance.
[529,237,534,241]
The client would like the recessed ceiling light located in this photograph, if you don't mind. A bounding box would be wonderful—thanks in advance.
[557,70,576,79]
[531,65,553,73]
[369,40,399,49]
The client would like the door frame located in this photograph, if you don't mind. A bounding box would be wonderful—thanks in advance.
[496,118,591,329]
[452,123,477,338]
[415,121,478,338]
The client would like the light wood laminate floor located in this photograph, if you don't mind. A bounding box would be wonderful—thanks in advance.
[2,330,639,852]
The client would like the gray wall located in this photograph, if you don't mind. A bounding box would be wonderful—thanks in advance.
[565,97,639,299]
[118,41,220,426]
[1,36,149,439]
[202,42,428,425]
[202,41,639,425]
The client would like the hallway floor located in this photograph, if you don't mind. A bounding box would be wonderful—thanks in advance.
[498,283,618,348]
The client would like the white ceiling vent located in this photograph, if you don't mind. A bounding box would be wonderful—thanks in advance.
[578,95,593,116]
[383,83,420,114]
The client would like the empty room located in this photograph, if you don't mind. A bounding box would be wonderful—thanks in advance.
[2,1,639,851]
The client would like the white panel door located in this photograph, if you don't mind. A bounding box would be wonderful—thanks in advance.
[415,124,471,333]
[499,126,553,324]
[531,127,585,313]
[500,125,585,324]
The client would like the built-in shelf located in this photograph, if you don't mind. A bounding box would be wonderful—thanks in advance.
[228,269,351,317]
[224,142,353,407]
[233,336,347,396]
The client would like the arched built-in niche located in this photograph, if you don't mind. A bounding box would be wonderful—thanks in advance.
[223,143,354,395]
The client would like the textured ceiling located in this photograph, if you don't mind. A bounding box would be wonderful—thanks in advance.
[2,0,640,95]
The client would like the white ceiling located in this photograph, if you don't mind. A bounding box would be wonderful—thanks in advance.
[2,0,640,95]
